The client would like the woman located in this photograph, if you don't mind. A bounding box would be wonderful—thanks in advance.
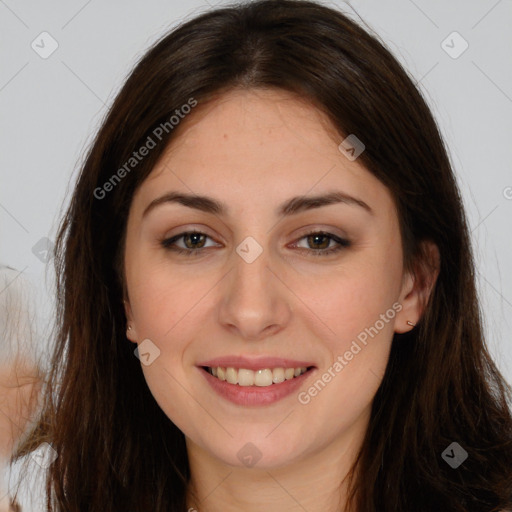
[11,0,512,510]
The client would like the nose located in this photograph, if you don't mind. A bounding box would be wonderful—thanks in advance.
[218,244,292,341]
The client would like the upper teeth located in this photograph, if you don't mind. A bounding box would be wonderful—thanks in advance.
[209,366,308,387]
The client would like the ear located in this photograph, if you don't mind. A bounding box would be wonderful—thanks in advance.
[123,298,139,344]
[395,240,440,334]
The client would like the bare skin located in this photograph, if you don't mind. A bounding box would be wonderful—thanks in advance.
[0,362,41,459]
[0,361,41,512]
[123,88,439,511]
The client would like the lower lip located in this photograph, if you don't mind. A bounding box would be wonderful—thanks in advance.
[199,367,315,406]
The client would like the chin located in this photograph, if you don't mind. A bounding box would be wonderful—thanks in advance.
[199,432,307,470]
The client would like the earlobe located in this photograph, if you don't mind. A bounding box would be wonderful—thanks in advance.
[123,299,138,343]
[395,272,418,333]
[126,325,137,343]
[395,240,440,334]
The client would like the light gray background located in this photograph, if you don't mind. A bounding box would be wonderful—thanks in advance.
[1,0,511,382]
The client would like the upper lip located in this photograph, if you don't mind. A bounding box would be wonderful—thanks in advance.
[197,356,316,371]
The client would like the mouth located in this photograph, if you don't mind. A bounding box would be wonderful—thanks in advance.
[201,365,315,387]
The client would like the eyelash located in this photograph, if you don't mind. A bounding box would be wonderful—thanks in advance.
[160,230,351,257]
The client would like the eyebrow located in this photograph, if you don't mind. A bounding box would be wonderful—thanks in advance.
[142,190,373,218]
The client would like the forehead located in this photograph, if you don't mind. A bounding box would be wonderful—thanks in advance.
[132,88,396,221]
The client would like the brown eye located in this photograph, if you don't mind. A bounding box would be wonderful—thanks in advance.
[293,231,351,257]
[161,231,217,256]
[306,233,331,250]
[182,232,207,249]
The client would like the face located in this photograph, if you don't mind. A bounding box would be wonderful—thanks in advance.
[123,88,420,469]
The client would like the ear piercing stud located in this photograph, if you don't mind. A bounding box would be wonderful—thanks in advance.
[407,321,416,327]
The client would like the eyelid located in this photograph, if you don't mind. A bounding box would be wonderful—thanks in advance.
[161,224,221,243]
[292,225,349,240]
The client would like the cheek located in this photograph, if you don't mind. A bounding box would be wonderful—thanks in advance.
[293,248,402,400]
[291,279,399,441]
[129,266,213,340]
[298,255,401,346]
[126,261,219,404]
[127,266,207,432]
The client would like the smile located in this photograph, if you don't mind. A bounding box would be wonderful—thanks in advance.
[204,366,310,387]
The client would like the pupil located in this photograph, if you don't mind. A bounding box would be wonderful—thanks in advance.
[309,234,328,249]
[186,233,204,249]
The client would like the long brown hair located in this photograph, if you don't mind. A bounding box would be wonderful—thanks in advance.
[12,1,512,510]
